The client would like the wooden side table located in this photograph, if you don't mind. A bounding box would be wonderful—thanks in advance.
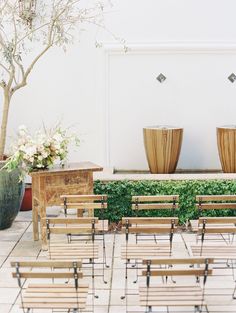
[30,162,102,248]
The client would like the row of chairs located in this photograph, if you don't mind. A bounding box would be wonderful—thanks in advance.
[63,193,236,217]
[12,195,110,313]
[120,195,236,313]
[11,193,236,312]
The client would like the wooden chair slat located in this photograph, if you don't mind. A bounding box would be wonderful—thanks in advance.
[43,227,96,234]
[142,269,212,276]
[122,217,178,224]
[198,217,236,223]
[60,203,107,209]
[196,195,236,202]
[127,227,177,234]
[132,195,179,202]
[13,272,83,279]
[60,194,107,201]
[22,297,86,302]
[11,260,82,268]
[142,257,214,265]
[28,283,86,287]
[139,285,202,291]
[22,303,86,309]
[140,295,205,299]
[41,217,98,225]
[197,203,236,210]
[121,243,173,260]
[26,286,88,293]
[132,203,178,210]
[139,285,205,307]
[24,292,87,298]
[198,227,236,234]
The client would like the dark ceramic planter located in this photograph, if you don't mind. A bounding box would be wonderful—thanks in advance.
[0,161,25,229]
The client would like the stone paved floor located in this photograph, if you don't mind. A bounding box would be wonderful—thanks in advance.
[0,211,236,313]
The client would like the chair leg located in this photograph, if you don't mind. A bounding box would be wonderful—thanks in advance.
[133,259,138,283]
[145,305,152,313]
[91,258,99,299]
[194,305,200,313]
[121,260,128,299]
[103,233,109,268]
[232,282,236,299]
[102,234,108,284]
[102,253,108,284]
[205,305,210,313]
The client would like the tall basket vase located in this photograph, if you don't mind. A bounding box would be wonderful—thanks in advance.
[217,125,236,173]
[143,126,183,174]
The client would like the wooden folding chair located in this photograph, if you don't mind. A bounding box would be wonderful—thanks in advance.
[11,260,87,313]
[190,195,236,234]
[187,216,236,298]
[121,217,178,300]
[41,217,107,301]
[132,195,179,214]
[131,195,179,243]
[60,194,108,222]
[41,217,99,259]
[60,194,109,267]
[139,257,214,313]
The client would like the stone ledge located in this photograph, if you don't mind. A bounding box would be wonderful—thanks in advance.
[94,172,236,181]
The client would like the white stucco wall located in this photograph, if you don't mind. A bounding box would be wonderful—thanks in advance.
[3,0,236,170]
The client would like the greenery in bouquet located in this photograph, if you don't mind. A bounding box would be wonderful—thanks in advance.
[4,124,79,179]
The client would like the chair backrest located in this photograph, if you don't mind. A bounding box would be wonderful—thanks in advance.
[132,195,179,214]
[11,260,82,288]
[196,195,236,214]
[41,217,99,240]
[198,217,236,242]
[122,217,178,243]
[142,257,214,286]
[60,194,107,217]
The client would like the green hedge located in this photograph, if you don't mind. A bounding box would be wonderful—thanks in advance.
[94,180,236,224]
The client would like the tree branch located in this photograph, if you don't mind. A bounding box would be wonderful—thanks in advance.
[11,42,52,94]
[0,63,10,75]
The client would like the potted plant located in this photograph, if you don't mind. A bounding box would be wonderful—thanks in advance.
[0,0,110,229]
[2,123,79,226]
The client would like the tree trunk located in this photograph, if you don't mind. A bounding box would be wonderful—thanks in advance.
[0,90,11,159]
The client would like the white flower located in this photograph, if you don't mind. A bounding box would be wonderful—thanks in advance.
[53,133,63,142]
[18,125,27,132]
[53,143,61,151]
[42,151,49,158]
[37,144,45,153]
[24,145,37,157]
[18,125,28,137]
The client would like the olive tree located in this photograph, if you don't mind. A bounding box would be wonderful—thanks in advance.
[0,0,111,158]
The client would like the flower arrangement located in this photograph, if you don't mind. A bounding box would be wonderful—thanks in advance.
[4,124,79,179]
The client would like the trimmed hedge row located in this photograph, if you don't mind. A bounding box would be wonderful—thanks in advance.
[94,180,236,224]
